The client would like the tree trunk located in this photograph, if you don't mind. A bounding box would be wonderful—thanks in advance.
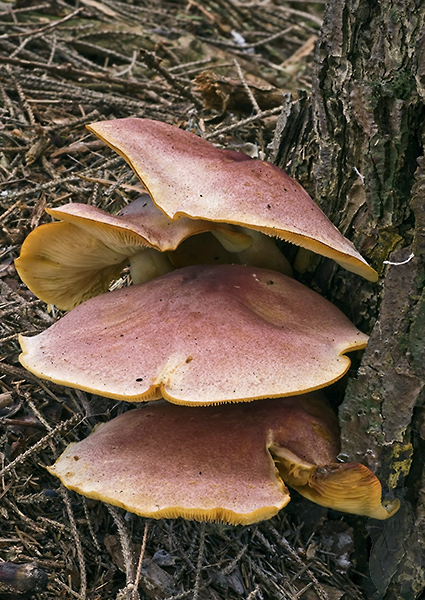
[273,1,425,597]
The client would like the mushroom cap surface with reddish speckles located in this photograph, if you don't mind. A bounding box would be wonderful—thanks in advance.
[19,264,369,405]
[47,396,400,524]
[87,118,378,282]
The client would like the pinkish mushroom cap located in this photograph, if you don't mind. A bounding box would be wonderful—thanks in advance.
[19,264,368,405]
[15,195,250,310]
[48,396,399,524]
[86,118,378,282]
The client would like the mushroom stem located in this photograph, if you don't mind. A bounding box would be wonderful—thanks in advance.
[211,228,253,252]
[212,227,293,276]
[293,247,315,274]
[233,228,293,276]
[129,249,174,284]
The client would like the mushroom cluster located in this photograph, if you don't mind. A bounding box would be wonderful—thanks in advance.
[16,118,399,525]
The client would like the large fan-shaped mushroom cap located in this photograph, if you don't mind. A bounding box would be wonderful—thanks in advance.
[48,396,399,524]
[19,264,368,405]
[87,118,378,282]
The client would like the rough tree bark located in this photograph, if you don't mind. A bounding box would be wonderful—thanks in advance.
[272,1,425,598]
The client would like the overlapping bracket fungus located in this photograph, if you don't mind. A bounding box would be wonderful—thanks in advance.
[48,397,399,524]
[86,118,378,282]
[19,264,368,405]
[14,117,398,527]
